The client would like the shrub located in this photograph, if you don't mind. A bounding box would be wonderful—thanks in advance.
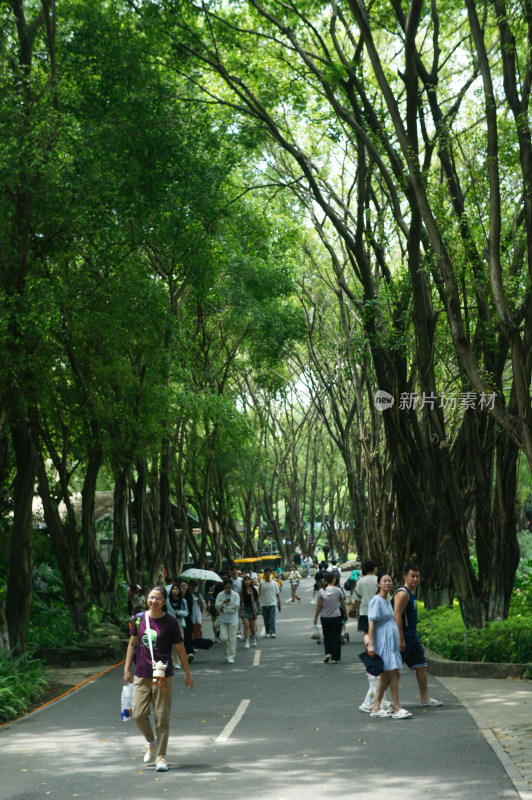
[418,603,532,663]
[0,655,50,723]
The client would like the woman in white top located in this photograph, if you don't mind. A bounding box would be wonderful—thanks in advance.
[313,572,348,663]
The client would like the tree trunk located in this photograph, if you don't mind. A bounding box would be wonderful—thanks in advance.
[6,419,35,655]
[82,445,109,608]
[34,448,88,635]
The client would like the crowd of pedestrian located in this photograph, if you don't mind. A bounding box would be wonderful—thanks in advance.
[123,553,442,770]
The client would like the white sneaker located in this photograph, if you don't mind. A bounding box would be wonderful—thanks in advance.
[244,639,250,648]
[155,756,168,772]
[310,599,317,604]
[144,741,156,763]
[227,657,235,664]
[250,637,257,647]
[270,633,277,638]
[359,703,372,713]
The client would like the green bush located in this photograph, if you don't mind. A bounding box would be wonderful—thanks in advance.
[511,560,532,616]
[418,603,532,663]
[0,655,50,723]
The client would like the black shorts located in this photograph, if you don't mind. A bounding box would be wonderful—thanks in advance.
[357,614,369,633]
[402,639,427,669]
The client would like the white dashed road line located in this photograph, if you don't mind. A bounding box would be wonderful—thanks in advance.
[215,698,251,743]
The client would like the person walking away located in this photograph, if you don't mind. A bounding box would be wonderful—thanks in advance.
[353,561,378,644]
[348,562,361,603]
[289,565,303,603]
[123,585,193,772]
[367,573,412,719]
[311,562,325,604]
[215,577,240,663]
[240,574,260,647]
[329,560,341,584]
[313,572,347,663]
[259,568,281,637]
[393,565,442,707]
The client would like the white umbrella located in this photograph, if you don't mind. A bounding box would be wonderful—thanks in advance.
[180,568,223,582]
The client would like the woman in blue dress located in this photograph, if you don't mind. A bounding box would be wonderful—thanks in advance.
[367,574,412,719]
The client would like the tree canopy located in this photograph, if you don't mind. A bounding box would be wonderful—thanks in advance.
[1,0,531,652]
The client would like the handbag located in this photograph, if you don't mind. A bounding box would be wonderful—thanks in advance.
[358,650,384,676]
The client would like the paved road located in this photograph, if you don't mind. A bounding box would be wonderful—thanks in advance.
[1,579,524,800]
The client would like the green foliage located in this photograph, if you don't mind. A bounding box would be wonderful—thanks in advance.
[0,655,50,723]
[417,601,532,664]
[511,561,532,616]
[28,565,79,650]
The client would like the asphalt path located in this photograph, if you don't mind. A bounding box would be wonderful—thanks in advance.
[1,578,520,800]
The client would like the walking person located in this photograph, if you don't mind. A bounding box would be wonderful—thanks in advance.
[313,572,347,663]
[259,567,281,637]
[123,585,193,772]
[188,579,205,639]
[311,562,325,604]
[353,561,378,644]
[367,573,412,719]
[393,565,442,707]
[178,579,195,663]
[240,573,260,647]
[230,565,244,639]
[289,565,302,603]
[215,577,240,663]
[208,569,227,643]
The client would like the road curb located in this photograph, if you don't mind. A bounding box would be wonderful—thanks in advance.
[426,648,530,679]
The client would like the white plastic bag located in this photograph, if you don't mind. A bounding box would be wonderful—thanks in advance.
[121,683,134,721]
[310,623,321,640]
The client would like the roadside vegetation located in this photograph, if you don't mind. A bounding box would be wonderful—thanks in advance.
[418,560,532,670]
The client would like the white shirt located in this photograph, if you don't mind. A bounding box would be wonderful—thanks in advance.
[259,579,280,606]
[354,574,378,615]
[215,589,240,624]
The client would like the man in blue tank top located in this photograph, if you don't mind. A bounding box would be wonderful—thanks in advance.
[393,565,442,707]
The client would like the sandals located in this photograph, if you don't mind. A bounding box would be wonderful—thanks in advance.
[392,708,413,719]
[420,697,442,707]
[370,708,393,718]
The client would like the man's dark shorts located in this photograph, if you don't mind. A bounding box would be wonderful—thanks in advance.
[402,639,427,670]
[357,614,369,633]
